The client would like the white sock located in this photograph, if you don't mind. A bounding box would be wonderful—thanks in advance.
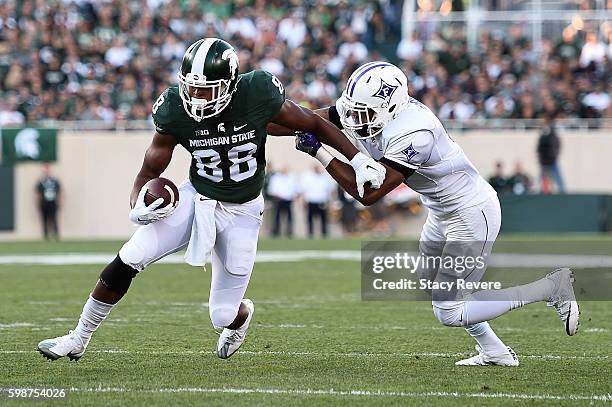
[461,276,557,324]
[465,322,508,356]
[472,276,555,304]
[73,295,114,347]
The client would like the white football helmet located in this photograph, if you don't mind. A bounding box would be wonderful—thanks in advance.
[337,62,409,139]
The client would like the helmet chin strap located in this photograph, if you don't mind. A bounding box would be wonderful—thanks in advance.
[186,95,232,121]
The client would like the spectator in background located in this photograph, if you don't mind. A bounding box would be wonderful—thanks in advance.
[396,31,423,62]
[488,161,509,194]
[554,27,580,62]
[0,94,25,126]
[263,162,276,200]
[268,166,298,237]
[337,186,358,235]
[537,117,565,193]
[582,83,610,118]
[105,36,134,68]
[36,163,62,240]
[507,161,532,195]
[579,32,606,69]
[337,27,368,65]
[278,9,307,49]
[300,166,334,238]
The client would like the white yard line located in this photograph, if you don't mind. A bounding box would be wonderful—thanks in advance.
[2,349,609,361]
[0,323,35,329]
[2,320,608,334]
[0,251,359,265]
[1,319,608,335]
[2,251,612,267]
[47,386,609,401]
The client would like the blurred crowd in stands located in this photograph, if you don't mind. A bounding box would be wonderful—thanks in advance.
[0,0,610,128]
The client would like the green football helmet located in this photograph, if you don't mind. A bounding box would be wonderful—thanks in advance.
[178,38,240,121]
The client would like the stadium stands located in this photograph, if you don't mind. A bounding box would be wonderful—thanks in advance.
[0,0,609,129]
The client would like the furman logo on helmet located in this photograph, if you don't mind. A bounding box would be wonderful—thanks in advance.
[337,61,410,140]
[372,79,398,101]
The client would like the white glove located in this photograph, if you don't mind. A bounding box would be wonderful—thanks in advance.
[128,186,176,225]
[350,152,386,198]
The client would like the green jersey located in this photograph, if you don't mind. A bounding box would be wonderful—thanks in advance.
[152,70,285,203]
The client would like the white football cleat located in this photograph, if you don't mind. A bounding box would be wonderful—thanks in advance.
[546,267,580,336]
[217,299,254,359]
[37,330,86,361]
[455,345,519,367]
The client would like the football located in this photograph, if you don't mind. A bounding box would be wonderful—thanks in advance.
[143,177,179,208]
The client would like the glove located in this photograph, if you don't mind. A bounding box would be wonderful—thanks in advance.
[350,152,386,198]
[128,185,176,225]
[295,131,321,156]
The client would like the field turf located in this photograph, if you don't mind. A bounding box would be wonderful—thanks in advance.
[0,238,611,406]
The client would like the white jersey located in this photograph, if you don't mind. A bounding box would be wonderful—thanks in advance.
[357,98,496,214]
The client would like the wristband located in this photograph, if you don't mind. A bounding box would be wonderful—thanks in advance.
[315,147,334,167]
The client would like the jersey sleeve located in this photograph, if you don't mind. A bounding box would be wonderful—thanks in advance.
[151,88,177,135]
[249,70,286,121]
[383,130,434,170]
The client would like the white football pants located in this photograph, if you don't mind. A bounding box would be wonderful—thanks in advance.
[417,196,502,324]
[118,180,263,328]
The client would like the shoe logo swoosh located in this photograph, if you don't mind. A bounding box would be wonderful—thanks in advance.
[366,165,377,171]
[234,124,247,131]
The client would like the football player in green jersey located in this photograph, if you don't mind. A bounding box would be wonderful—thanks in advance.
[37,38,387,361]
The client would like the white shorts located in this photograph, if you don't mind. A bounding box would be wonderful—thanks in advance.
[119,180,264,328]
[417,196,502,307]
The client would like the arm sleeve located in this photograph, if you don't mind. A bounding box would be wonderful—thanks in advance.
[383,130,435,171]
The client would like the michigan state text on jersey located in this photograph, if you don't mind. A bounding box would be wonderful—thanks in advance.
[152,69,284,203]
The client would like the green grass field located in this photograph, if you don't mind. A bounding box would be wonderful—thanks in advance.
[1,238,611,406]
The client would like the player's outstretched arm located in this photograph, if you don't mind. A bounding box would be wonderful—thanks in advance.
[267,107,331,136]
[271,101,387,197]
[295,132,405,206]
[326,159,405,206]
[270,100,357,159]
[130,132,177,208]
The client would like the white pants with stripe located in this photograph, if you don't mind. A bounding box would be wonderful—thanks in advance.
[118,180,263,328]
[417,195,502,323]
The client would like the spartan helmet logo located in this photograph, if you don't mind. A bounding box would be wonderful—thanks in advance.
[372,79,398,101]
[14,128,41,159]
[218,122,226,132]
[222,49,239,81]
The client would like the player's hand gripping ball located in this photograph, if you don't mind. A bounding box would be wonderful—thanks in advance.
[143,177,179,208]
[128,178,179,225]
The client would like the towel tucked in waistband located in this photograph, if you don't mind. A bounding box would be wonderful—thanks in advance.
[184,194,217,267]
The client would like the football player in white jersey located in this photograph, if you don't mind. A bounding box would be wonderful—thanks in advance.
[272,61,580,366]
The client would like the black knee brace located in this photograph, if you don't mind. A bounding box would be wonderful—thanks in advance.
[99,255,139,295]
